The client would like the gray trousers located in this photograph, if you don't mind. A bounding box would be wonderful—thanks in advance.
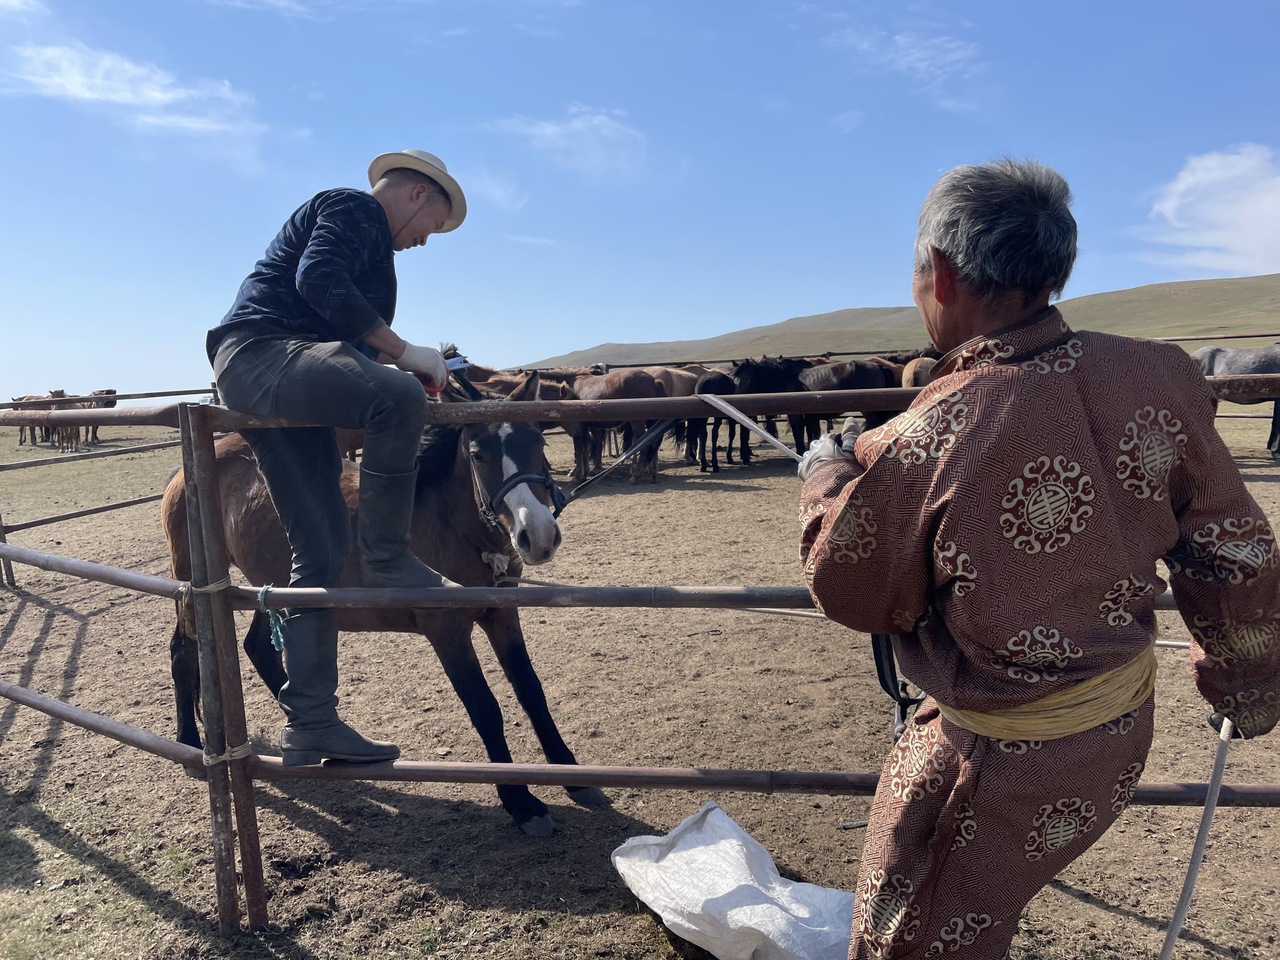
[212,336,428,593]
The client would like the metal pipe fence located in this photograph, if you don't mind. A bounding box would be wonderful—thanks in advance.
[2,378,1280,934]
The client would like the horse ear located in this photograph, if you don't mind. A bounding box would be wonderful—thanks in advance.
[508,370,540,402]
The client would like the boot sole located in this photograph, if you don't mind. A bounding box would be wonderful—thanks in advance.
[282,750,400,766]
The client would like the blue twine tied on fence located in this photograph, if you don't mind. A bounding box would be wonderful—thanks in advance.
[256,584,288,652]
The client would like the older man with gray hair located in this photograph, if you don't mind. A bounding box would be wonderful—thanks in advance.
[799,157,1280,958]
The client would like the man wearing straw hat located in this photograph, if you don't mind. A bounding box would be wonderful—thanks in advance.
[798,157,1280,959]
[206,149,466,768]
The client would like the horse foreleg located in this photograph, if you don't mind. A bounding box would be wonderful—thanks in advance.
[425,617,555,836]
[788,414,808,455]
[1270,400,1280,460]
[244,611,288,699]
[169,624,205,777]
[478,607,610,810]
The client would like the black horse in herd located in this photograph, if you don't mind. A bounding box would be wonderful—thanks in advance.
[1196,342,1280,460]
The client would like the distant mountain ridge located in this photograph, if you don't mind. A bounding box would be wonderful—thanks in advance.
[523,274,1280,368]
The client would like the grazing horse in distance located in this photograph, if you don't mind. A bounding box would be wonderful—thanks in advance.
[161,374,609,836]
[1195,343,1280,460]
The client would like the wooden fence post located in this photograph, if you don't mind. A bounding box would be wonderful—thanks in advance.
[177,404,243,935]
[0,511,15,587]
[185,404,269,930]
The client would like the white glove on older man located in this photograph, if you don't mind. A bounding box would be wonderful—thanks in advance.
[393,343,448,389]
[796,417,863,482]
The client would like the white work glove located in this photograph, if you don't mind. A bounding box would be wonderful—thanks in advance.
[798,433,853,482]
[393,343,447,389]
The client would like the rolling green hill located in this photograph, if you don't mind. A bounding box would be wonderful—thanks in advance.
[524,273,1280,368]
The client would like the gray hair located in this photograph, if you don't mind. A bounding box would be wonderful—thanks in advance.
[381,166,450,205]
[914,157,1077,306]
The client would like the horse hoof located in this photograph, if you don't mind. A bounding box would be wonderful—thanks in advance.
[568,786,612,809]
[517,814,557,837]
[183,764,207,782]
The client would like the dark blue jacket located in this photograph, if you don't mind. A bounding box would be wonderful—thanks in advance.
[207,188,395,362]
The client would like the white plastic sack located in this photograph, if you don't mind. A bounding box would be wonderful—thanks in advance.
[611,801,855,960]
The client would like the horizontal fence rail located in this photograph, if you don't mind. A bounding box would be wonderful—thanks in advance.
[2,376,1279,434]
[0,404,182,428]
[0,387,213,409]
[0,439,182,473]
[0,540,1188,615]
[0,495,165,532]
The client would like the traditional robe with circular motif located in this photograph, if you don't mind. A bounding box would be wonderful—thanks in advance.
[799,307,1280,960]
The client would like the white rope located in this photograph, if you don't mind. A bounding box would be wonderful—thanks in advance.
[697,393,804,462]
[1158,717,1234,959]
[203,741,254,766]
[481,551,511,579]
[177,576,232,604]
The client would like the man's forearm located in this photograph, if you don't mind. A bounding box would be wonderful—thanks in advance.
[361,322,407,362]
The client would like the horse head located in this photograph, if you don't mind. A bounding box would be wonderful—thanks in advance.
[448,372,564,565]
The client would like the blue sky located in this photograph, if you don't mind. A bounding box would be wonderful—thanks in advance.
[1,0,1278,397]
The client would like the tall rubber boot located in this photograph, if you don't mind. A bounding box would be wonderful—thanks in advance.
[278,609,399,766]
[357,466,448,589]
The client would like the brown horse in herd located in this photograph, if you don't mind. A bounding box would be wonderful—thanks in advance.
[161,374,607,836]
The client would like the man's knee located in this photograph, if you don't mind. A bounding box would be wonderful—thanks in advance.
[372,372,430,431]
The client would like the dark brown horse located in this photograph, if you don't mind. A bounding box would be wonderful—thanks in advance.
[161,375,608,836]
[685,370,744,472]
[799,358,903,437]
[729,356,815,454]
[565,369,667,483]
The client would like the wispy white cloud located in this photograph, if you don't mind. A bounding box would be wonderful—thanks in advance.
[7,42,267,169]
[1138,144,1280,276]
[0,0,48,14]
[468,169,529,212]
[207,0,313,15]
[824,26,985,112]
[506,234,555,246]
[491,103,647,180]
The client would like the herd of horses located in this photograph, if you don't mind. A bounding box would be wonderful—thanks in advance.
[9,388,118,451]
[145,340,1280,833]
[465,348,943,480]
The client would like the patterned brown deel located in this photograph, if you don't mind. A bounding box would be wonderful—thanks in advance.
[799,307,1280,959]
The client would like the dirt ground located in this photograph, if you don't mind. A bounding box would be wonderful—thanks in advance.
[0,410,1278,960]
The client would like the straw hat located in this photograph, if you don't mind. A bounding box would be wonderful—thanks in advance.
[367,149,467,232]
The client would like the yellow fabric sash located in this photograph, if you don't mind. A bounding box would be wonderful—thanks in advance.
[935,644,1157,741]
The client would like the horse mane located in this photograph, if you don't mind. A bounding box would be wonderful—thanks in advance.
[415,423,463,493]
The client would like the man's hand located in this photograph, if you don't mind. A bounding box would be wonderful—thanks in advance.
[393,343,448,388]
[798,433,852,482]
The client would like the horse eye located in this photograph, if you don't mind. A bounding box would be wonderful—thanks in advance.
[469,442,485,461]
